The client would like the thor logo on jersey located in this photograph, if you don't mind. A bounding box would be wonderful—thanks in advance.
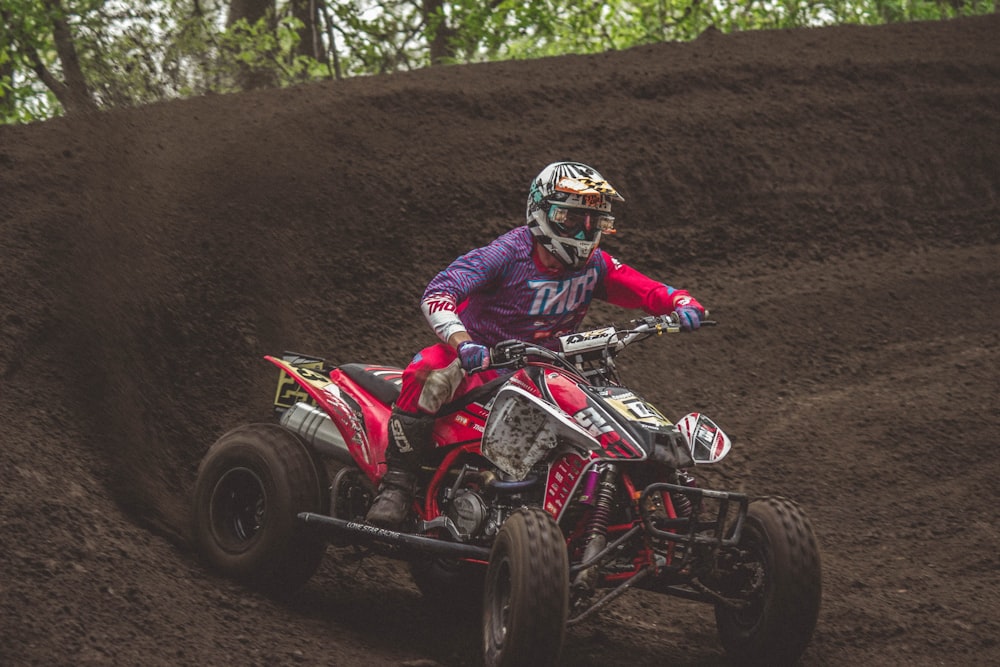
[528,269,599,316]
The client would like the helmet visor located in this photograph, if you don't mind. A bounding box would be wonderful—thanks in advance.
[548,205,615,241]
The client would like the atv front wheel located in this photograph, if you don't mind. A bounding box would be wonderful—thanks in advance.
[193,423,328,594]
[715,496,822,666]
[482,507,568,667]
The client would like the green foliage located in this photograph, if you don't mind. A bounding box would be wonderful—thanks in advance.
[1,0,60,122]
[213,16,317,88]
[0,72,59,123]
[327,1,425,74]
[1,0,995,123]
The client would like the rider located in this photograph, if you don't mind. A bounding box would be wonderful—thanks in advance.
[365,161,707,528]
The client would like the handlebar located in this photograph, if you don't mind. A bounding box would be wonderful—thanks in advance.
[488,312,716,372]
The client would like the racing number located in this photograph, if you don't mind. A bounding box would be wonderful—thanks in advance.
[274,373,308,408]
[623,398,655,420]
[273,363,327,409]
[609,396,670,426]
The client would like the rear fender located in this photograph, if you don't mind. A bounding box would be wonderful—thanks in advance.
[265,355,383,479]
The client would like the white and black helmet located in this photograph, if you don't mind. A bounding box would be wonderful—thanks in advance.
[526,161,624,269]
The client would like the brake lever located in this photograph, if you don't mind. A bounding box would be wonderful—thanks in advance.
[487,340,528,370]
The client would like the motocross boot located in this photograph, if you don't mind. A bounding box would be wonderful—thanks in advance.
[365,407,434,529]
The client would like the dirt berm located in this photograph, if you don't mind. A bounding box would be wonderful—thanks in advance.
[1,14,998,667]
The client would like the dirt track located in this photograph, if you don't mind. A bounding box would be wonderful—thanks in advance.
[2,15,999,666]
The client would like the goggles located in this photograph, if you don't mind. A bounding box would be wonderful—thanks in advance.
[548,205,616,241]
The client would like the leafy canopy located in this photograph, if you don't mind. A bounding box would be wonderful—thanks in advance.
[1,0,993,123]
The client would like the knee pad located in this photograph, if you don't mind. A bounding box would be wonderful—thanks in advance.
[416,358,464,413]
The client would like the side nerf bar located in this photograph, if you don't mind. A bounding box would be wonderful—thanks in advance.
[297,513,491,560]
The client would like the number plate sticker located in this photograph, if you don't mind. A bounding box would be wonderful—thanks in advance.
[273,361,328,409]
[603,391,672,428]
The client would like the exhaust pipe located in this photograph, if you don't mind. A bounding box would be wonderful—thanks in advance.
[280,402,355,466]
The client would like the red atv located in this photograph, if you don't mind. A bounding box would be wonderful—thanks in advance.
[193,313,821,666]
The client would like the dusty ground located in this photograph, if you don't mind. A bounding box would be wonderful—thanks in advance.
[1,14,999,667]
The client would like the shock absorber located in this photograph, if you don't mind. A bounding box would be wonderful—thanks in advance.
[671,470,697,518]
[573,464,618,594]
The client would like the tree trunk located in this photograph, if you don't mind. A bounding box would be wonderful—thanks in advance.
[423,0,456,66]
[44,0,98,113]
[1,0,97,116]
[227,0,275,26]
[291,0,327,63]
[226,0,278,90]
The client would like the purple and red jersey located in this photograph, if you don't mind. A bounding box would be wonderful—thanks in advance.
[421,226,688,349]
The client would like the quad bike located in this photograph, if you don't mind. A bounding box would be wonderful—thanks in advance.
[193,313,822,666]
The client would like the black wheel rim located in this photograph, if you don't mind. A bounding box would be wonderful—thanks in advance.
[485,555,512,657]
[210,466,267,553]
[730,533,768,629]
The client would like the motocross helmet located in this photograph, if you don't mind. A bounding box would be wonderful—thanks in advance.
[526,161,624,269]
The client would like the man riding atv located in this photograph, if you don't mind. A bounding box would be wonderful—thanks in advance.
[367,161,707,528]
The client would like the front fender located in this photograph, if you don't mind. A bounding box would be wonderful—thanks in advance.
[481,385,599,480]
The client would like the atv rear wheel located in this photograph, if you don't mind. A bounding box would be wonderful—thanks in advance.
[193,423,329,595]
[715,496,822,666]
[482,507,568,667]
